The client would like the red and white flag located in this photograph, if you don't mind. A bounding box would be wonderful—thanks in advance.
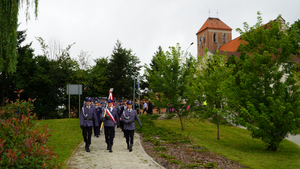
[106,108,116,124]
[108,91,115,107]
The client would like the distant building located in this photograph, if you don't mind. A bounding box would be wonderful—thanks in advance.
[196,16,296,59]
[196,16,299,81]
[196,17,232,57]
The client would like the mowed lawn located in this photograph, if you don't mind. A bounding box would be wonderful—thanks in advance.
[35,118,82,168]
[154,118,300,169]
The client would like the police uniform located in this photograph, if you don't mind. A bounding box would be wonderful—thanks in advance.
[119,101,127,137]
[121,101,142,152]
[94,100,103,137]
[102,99,119,153]
[101,97,107,108]
[80,98,99,152]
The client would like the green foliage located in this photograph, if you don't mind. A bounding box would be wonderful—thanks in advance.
[165,112,176,119]
[145,43,196,131]
[191,49,233,140]
[0,93,62,168]
[226,12,300,151]
[152,146,167,151]
[0,0,39,107]
[203,162,217,168]
[108,40,141,99]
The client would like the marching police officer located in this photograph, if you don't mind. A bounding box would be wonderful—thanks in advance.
[119,100,127,137]
[94,100,103,137]
[100,97,107,108]
[121,101,142,152]
[80,98,99,152]
[102,99,119,153]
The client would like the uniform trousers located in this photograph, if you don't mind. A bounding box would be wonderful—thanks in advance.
[104,126,115,145]
[93,119,97,136]
[82,126,92,144]
[124,130,135,144]
[94,121,102,136]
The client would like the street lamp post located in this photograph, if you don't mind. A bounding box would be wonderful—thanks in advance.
[133,66,138,110]
[185,42,194,65]
[186,42,194,52]
[137,75,140,115]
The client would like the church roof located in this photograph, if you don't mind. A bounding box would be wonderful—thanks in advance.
[218,36,242,52]
[196,17,232,35]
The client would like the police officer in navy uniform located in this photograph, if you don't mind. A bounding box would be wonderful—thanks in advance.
[94,99,103,137]
[119,100,127,137]
[80,98,99,152]
[121,101,142,152]
[101,97,107,108]
[102,99,119,153]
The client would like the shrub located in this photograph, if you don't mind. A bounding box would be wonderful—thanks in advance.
[0,91,62,168]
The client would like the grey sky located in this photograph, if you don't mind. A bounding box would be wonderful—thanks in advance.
[18,0,300,74]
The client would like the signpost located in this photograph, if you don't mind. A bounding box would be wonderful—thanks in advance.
[67,84,82,121]
[137,75,140,114]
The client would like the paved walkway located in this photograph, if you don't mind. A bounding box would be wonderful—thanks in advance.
[67,128,164,169]
[286,134,300,147]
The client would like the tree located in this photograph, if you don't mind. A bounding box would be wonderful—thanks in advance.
[191,50,232,140]
[146,43,196,131]
[289,19,300,55]
[143,46,164,113]
[226,13,300,151]
[78,50,92,70]
[108,40,141,99]
[0,0,39,106]
[32,37,79,119]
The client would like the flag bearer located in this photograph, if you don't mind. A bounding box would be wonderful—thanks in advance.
[102,99,119,153]
[80,98,99,152]
[121,101,142,152]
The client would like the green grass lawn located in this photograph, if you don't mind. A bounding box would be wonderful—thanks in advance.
[154,118,300,169]
[35,118,82,168]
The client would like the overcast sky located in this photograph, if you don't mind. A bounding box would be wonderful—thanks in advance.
[18,0,300,74]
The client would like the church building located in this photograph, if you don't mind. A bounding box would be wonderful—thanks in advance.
[196,17,293,59]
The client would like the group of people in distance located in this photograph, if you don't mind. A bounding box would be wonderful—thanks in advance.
[79,97,142,153]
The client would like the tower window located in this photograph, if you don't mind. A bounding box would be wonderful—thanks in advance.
[199,36,202,45]
[213,33,217,43]
[203,35,205,43]
[222,33,226,43]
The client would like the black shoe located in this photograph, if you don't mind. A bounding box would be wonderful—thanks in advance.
[87,144,91,152]
[129,144,133,152]
[85,143,88,152]
[96,135,99,138]
[109,144,113,153]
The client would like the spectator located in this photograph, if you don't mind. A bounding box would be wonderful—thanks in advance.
[142,101,147,114]
[147,101,153,115]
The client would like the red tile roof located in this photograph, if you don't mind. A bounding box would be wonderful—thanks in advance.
[196,17,232,35]
[218,36,243,52]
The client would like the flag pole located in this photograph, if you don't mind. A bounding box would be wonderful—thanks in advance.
[100,88,114,133]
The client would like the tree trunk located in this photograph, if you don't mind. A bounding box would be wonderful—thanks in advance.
[179,113,184,131]
[1,72,4,106]
[158,94,161,114]
[217,113,220,140]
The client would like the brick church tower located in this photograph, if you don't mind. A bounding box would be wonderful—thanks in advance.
[196,17,232,56]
